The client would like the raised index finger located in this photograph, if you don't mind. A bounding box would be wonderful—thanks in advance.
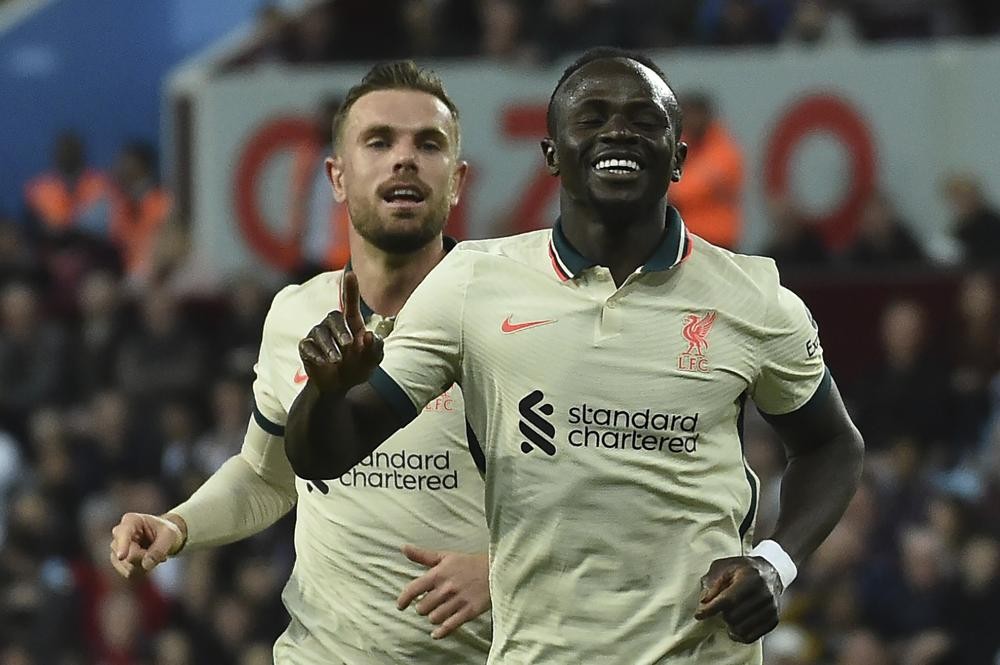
[342,272,366,336]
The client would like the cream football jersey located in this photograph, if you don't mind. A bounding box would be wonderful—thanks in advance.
[371,208,828,664]
[254,269,492,664]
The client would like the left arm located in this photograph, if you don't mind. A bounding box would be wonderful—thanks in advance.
[696,377,863,642]
[761,376,864,566]
[696,274,864,643]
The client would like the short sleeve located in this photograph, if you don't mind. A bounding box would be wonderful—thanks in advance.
[370,248,470,423]
[750,282,827,416]
[251,289,291,435]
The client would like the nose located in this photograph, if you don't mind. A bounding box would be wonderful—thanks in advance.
[598,114,638,144]
[392,140,418,173]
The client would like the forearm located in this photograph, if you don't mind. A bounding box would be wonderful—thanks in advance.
[285,381,394,479]
[170,454,296,550]
[769,428,864,566]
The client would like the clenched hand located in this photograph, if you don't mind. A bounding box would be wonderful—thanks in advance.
[694,556,783,643]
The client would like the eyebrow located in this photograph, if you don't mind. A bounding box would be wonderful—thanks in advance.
[571,99,669,121]
[359,124,453,145]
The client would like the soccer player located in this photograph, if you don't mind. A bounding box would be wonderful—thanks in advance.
[285,47,864,664]
[109,62,493,664]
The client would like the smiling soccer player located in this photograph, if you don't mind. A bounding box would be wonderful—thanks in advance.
[286,47,864,664]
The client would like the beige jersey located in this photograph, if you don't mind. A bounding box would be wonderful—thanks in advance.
[372,208,828,664]
[251,270,491,664]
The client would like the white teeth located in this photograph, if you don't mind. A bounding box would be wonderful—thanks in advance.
[594,158,640,172]
[390,188,420,199]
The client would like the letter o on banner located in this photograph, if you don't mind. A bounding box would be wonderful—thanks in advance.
[234,116,318,270]
[763,94,876,250]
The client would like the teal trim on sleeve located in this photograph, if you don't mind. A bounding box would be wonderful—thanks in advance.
[252,403,285,437]
[759,366,833,418]
[369,367,418,425]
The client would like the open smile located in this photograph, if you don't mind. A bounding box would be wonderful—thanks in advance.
[590,154,645,180]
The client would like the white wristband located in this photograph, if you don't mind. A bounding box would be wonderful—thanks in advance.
[749,539,797,589]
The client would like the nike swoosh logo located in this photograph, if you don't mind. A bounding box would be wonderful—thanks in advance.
[501,315,556,334]
[293,367,308,384]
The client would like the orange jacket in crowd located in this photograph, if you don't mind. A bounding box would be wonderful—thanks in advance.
[670,121,745,250]
[24,169,111,233]
[110,186,172,279]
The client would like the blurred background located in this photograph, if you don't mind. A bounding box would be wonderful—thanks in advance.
[1,0,1000,664]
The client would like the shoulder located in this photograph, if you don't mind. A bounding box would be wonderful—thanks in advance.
[447,230,553,274]
[687,235,780,297]
[263,269,344,341]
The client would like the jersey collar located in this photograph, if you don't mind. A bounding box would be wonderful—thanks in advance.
[548,206,692,281]
[340,236,458,319]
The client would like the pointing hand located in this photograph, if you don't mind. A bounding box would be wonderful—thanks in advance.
[298,272,384,394]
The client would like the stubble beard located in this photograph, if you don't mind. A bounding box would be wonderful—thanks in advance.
[349,196,450,255]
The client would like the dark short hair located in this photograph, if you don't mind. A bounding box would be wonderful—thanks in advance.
[332,60,461,153]
[547,47,682,141]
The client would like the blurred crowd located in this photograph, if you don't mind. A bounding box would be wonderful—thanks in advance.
[2,129,1000,665]
[224,0,1000,69]
[2,2,1000,661]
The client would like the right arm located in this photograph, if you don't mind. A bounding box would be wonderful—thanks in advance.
[286,254,469,481]
[284,380,403,480]
[110,416,297,577]
[283,272,403,479]
[111,285,298,577]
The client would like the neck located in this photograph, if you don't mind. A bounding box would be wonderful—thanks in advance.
[347,228,446,317]
[559,193,668,284]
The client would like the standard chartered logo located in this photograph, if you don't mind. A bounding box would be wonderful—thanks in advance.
[337,450,460,491]
[518,390,556,455]
[568,403,701,453]
[516,391,702,456]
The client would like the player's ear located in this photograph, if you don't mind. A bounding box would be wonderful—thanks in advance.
[671,141,688,183]
[541,138,559,176]
[327,155,347,203]
[449,160,470,207]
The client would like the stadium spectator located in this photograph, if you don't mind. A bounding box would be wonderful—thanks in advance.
[670,92,744,249]
[942,173,1000,265]
[190,377,251,475]
[108,142,172,283]
[851,300,947,452]
[23,132,111,239]
[283,0,339,63]
[832,629,893,665]
[73,495,169,664]
[158,399,206,499]
[0,216,42,288]
[851,0,966,40]
[529,0,623,62]
[948,534,1000,662]
[479,0,534,62]
[72,389,158,487]
[945,273,999,451]
[401,0,438,57]
[223,4,296,69]
[844,191,927,268]
[761,196,830,271]
[213,274,269,378]
[618,0,701,48]
[0,283,67,440]
[331,0,409,61]
[696,0,783,46]
[434,0,483,57]
[71,270,129,400]
[781,0,859,47]
[116,286,206,418]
